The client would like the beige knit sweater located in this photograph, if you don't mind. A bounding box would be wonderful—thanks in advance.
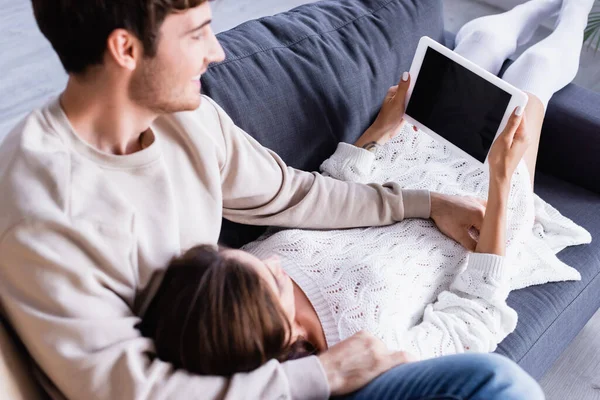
[0,95,430,400]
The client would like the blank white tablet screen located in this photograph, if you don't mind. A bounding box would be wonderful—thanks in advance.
[406,47,512,163]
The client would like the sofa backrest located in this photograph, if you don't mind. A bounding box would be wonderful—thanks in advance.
[201,0,445,247]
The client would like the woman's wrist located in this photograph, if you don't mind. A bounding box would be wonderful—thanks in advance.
[354,132,384,149]
[354,124,395,149]
[488,176,511,200]
[475,177,510,256]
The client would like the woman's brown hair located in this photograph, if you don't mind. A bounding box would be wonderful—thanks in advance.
[138,244,315,376]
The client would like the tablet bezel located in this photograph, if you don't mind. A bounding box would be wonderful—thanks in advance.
[402,36,529,165]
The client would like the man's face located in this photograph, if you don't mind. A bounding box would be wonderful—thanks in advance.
[129,2,225,114]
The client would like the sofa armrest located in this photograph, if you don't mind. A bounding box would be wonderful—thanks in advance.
[535,84,600,194]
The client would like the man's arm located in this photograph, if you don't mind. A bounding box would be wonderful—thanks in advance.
[0,220,329,400]
[204,96,431,229]
[205,96,485,249]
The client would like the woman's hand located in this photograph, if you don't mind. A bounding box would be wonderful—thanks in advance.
[354,72,411,149]
[475,105,530,256]
[487,106,530,184]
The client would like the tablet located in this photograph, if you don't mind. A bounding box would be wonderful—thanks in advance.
[403,36,529,164]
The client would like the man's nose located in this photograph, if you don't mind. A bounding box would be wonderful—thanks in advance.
[215,43,225,63]
[208,32,226,63]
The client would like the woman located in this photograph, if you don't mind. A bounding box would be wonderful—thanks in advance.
[139,0,594,377]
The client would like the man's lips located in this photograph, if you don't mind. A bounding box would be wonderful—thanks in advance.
[192,74,202,89]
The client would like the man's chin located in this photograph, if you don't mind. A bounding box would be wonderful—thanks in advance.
[180,97,202,112]
[181,92,203,111]
[155,97,202,114]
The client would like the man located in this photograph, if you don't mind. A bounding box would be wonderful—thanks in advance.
[0,1,543,399]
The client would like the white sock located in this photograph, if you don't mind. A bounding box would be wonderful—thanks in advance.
[454,0,562,75]
[502,0,596,109]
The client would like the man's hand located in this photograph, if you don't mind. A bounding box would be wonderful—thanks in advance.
[430,192,487,251]
[318,331,417,396]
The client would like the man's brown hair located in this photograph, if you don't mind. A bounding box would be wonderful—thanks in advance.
[138,245,316,376]
[31,0,208,74]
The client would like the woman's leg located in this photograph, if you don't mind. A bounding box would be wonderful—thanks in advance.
[454,0,561,76]
[453,0,595,186]
[500,0,595,184]
[517,93,545,187]
[336,353,545,400]
[452,1,562,186]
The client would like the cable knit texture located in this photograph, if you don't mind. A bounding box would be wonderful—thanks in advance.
[244,123,591,359]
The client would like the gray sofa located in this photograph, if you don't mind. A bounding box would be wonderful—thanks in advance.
[1,1,598,398]
[202,0,600,381]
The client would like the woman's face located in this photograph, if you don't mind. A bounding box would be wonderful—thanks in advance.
[221,249,297,326]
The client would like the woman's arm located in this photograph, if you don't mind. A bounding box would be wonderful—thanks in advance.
[319,114,405,182]
[319,143,377,182]
[353,122,405,150]
[475,180,509,256]
[397,252,517,360]
[396,106,530,360]
[477,105,529,257]
[320,72,412,182]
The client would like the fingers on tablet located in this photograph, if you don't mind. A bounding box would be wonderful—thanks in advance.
[504,108,523,137]
[515,105,524,116]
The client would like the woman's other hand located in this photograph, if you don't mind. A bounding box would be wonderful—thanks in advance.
[354,72,411,149]
[475,105,530,256]
[487,106,530,184]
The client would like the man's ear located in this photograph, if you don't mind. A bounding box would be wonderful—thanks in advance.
[105,29,142,71]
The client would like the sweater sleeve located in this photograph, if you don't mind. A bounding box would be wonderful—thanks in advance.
[203,97,431,227]
[396,253,518,360]
[0,220,330,400]
[319,142,377,184]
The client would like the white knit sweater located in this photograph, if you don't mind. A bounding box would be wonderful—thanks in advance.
[243,124,591,360]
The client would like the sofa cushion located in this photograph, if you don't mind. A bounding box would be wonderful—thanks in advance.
[203,0,444,171]
[201,0,445,247]
[495,173,600,379]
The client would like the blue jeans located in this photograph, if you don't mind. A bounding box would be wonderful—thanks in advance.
[338,353,545,400]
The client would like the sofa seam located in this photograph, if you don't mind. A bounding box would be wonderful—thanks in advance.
[208,0,398,68]
[515,261,600,363]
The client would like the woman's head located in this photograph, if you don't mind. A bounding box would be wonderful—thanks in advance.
[139,244,314,376]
